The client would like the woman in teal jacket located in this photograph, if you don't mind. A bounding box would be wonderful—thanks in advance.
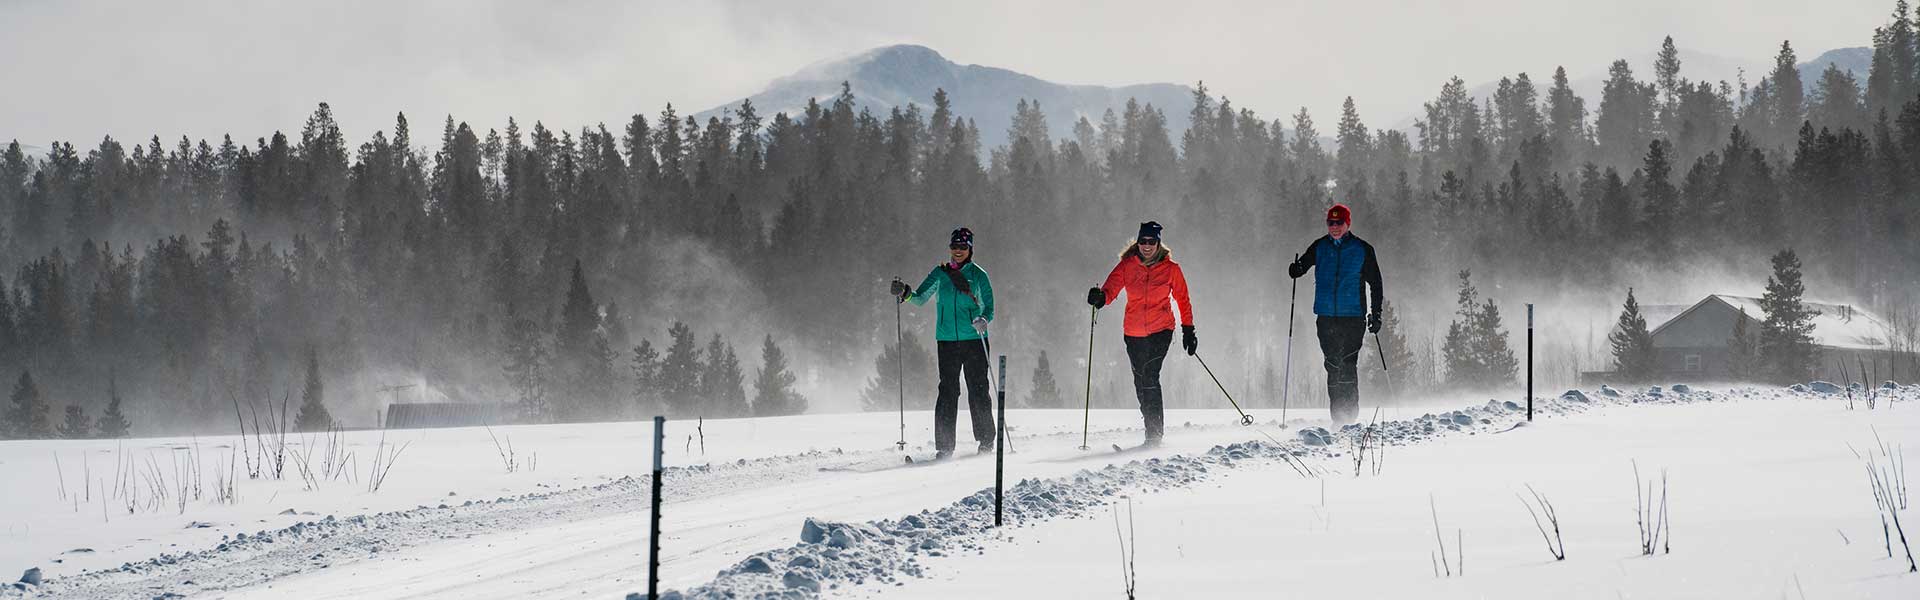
[890,227,995,459]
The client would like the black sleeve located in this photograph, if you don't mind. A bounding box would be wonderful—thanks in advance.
[1296,239,1318,269]
[1362,241,1384,315]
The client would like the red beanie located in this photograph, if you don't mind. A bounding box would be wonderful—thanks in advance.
[1327,204,1352,225]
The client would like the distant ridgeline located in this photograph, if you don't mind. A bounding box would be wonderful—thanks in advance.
[3,4,1920,438]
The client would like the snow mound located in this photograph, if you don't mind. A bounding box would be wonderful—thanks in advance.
[1808,381,1843,394]
[666,446,1273,598]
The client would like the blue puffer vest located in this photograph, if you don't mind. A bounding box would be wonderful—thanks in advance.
[1313,236,1369,317]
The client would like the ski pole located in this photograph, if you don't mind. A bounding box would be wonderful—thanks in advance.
[1193,353,1255,426]
[894,280,907,451]
[1373,331,1395,400]
[1080,306,1096,450]
[1281,255,1299,427]
[976,332,1013,453]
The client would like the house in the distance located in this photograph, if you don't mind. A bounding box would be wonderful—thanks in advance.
[1629,294,1915,384]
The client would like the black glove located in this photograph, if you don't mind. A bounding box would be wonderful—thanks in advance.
[1182,325,1197,356]
[890,279,911,302]
[1287,260,1309,279]
[1087,287,1105,307]
[1367,313,1382,334]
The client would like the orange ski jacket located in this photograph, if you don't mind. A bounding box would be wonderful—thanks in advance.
[1097,243,1194,337]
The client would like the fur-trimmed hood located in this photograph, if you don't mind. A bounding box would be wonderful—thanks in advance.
[1120,241,1172,265]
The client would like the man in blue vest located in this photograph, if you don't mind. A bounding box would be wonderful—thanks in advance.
[1287,204,1384,426]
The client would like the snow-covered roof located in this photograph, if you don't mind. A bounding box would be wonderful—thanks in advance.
[1639,303,1692,330]
[1648,294,1895,351]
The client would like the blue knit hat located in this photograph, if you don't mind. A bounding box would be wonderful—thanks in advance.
[949,227,974,248]
[1136,221,1163,243]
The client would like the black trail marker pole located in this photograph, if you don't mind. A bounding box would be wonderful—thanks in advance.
[1526,304,1535,422]
[649,416,665,600]
[995,354,1007,527]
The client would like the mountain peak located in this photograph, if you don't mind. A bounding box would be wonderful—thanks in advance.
[701,45,1193,150]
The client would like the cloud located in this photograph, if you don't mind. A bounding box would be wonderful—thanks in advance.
[0,0,1883,150]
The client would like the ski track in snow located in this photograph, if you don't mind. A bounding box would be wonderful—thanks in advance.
[662,384,1853,599]
[2,417,1251,599]
[2,449,855,599]
[6,384,1906,599]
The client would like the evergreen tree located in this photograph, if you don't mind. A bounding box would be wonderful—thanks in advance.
[1809,63,1869,134]
[1547,66,1590,168]
[631,339,662,415]
[295,347,334,431]
[59,405,90,439]
[658,322,703,417]
[1596,60,1659,169]
[699,335,748,417]
[1768,41,1807,145]
[1640,140,1679,246]
[862,332,935,411]
[1335,96,1372,185]
[752,335,806,416]
[1473,296,1520,385]
[1441,271,1518,388]
[503,303,551,421]
[7,371,51,438]
[553,260,615,420]
[1726,306,1761,382]
[1655,36,1684,112]
[1027,350,1063,409]
[95,374,130,438]
[1291,107,1328,184]
[1596,167,1635,239]
[1608,288,1658,382]
[1758,249,1820,384]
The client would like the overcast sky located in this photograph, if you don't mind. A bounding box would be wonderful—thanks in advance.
[0,0,1889,151]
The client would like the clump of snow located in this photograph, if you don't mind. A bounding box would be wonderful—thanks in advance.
[1297,427,1332,446]
[1808,381,1843,394]
[1672,384,1693,394]
[1600,385,1621,398]
[17,569,41,586]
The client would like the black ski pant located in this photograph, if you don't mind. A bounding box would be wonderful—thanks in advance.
[1317,316,1365,426]
[935,339,994,453]
[1124,329,1173,441]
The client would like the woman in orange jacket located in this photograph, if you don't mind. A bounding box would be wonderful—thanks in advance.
[1085,221,1194,447]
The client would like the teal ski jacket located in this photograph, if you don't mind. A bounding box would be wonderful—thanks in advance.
[906,261,995,342]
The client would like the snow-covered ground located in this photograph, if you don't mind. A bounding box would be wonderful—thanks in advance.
[898,390,1920,599]
[3,384,1917,599]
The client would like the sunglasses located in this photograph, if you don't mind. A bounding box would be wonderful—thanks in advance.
[949,244,971,251]
[1327,220,1347,226]
[1137,239,1160,246]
